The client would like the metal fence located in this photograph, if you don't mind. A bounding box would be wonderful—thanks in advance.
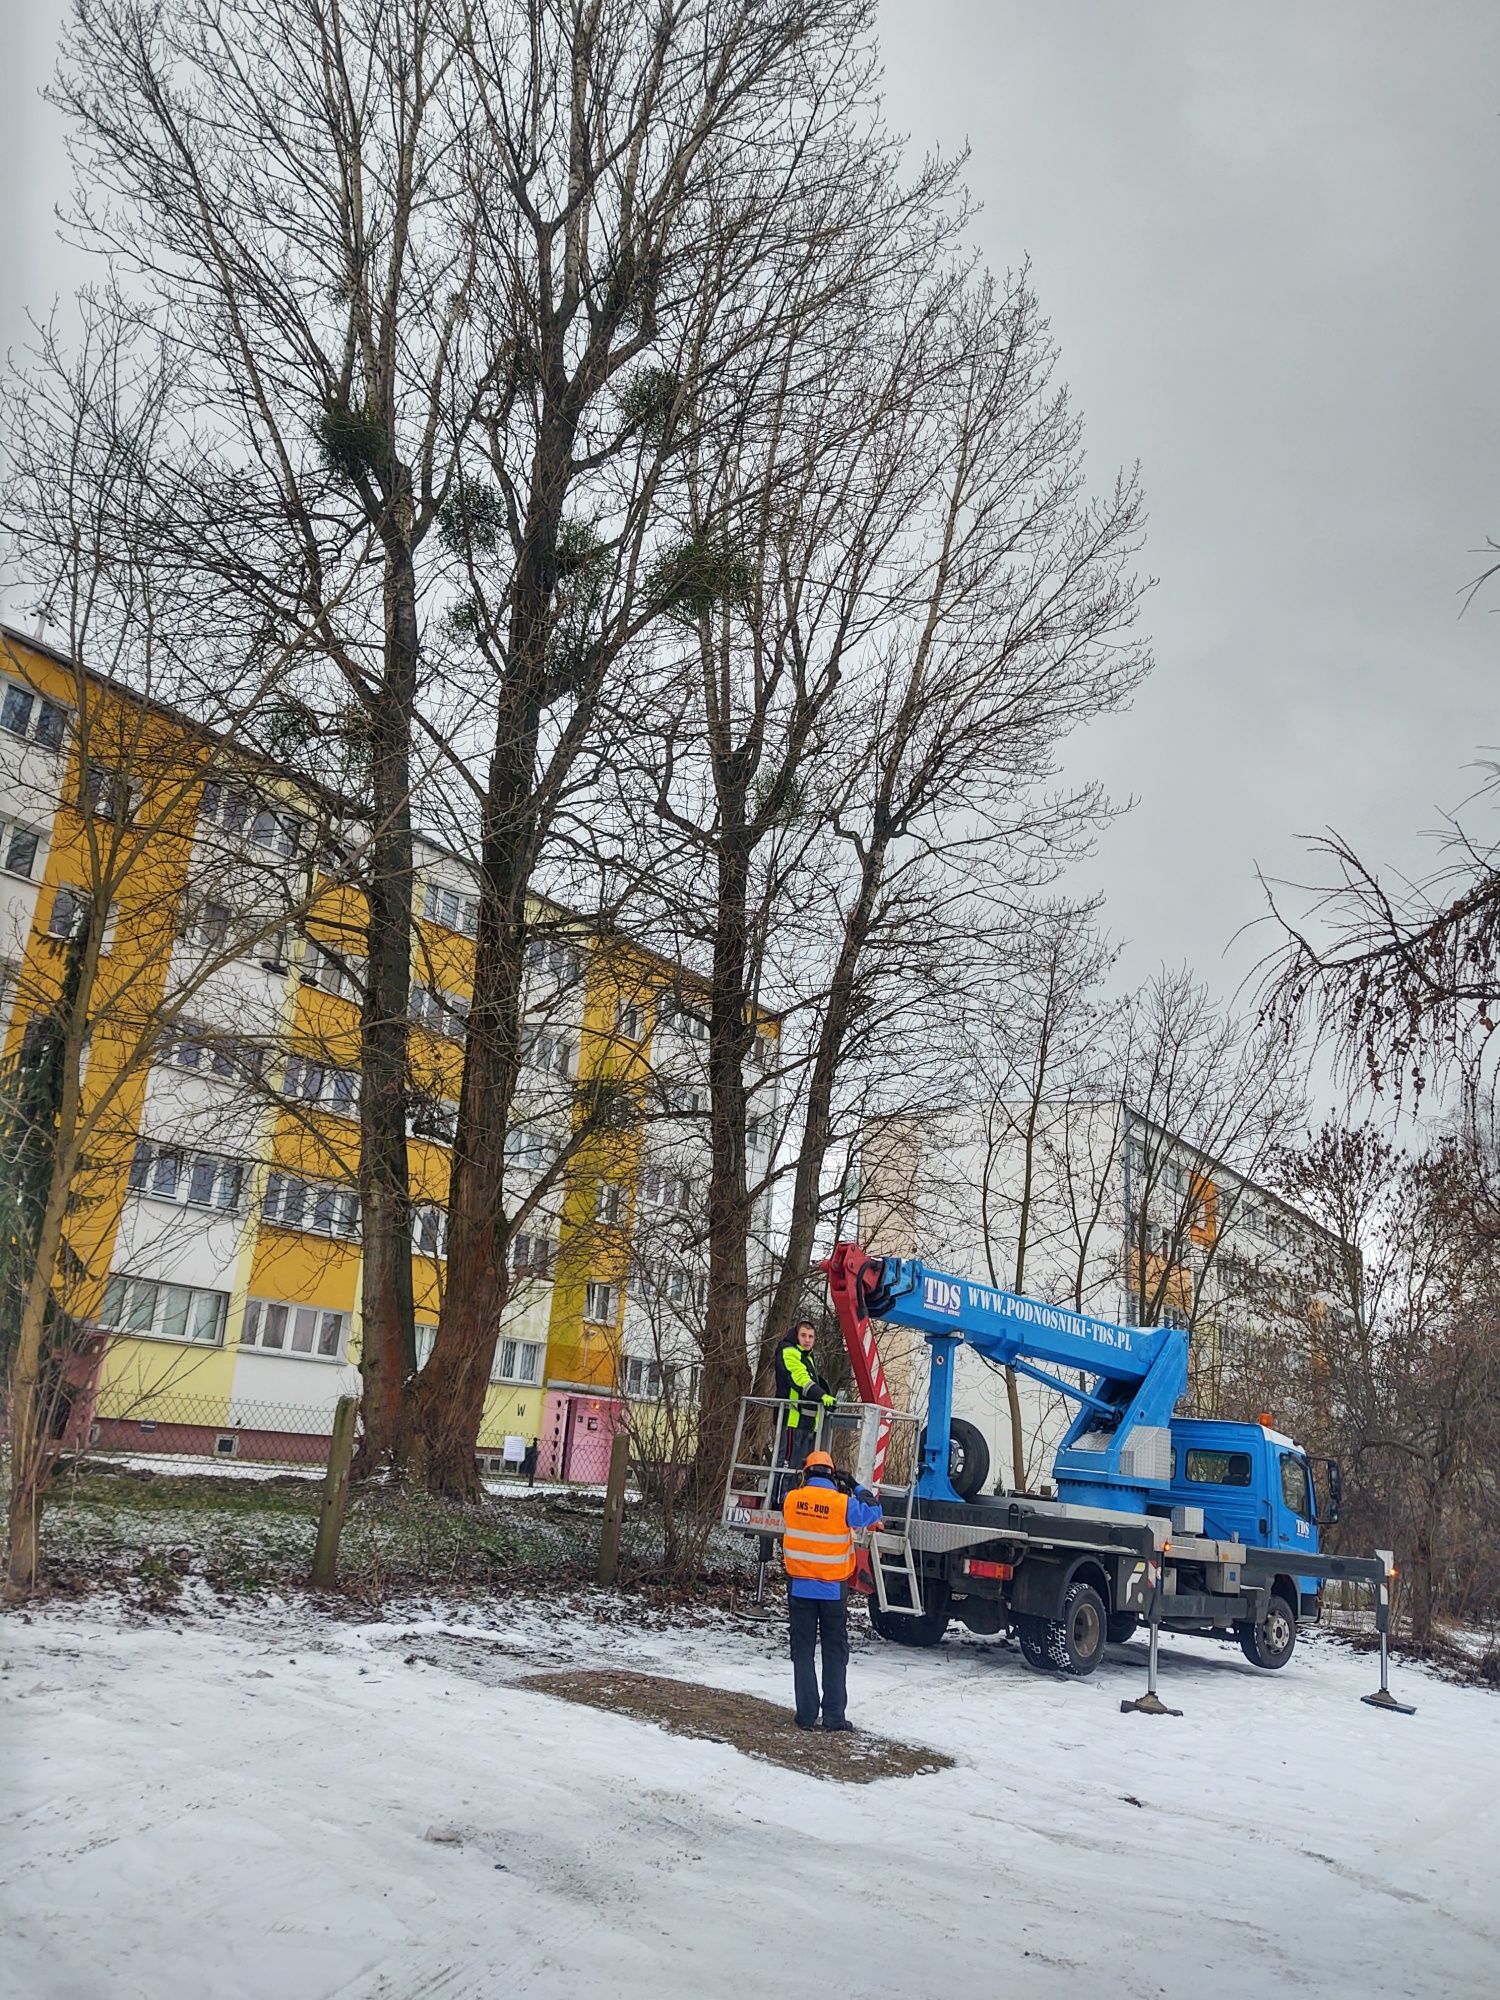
[82,1395,339,1474]
[77,1394,569,1487]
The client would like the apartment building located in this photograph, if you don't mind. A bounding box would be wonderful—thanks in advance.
[0,625,778,1476]
[857,1098,1342,1492]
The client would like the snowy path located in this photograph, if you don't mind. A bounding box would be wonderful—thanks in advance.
[2,1594,1496,2000]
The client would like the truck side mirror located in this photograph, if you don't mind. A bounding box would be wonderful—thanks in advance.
[1314,1456,1342,1526]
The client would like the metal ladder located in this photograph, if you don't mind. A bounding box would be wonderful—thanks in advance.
[866,1478,924,1617]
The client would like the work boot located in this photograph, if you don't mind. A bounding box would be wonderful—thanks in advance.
[822,1719,854,1733]
[793,1717,820,1731]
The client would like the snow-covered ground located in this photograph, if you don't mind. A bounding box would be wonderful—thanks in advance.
[2,1591,1495,2000]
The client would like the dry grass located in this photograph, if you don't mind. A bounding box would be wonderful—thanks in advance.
[519,1666,954,1784]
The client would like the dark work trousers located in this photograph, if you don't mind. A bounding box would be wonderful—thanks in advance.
[774,1419,813,1506]
[789,1588,850,1727]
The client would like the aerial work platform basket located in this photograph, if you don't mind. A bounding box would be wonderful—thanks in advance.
[720,1394,928,1616]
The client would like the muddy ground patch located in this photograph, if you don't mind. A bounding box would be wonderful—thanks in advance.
[519,1666,954,1783]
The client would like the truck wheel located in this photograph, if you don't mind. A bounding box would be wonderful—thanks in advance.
[1238,1593,1297,1670]
[1015,1615,1054,1672]
[1041,1581,1108,1677]
[868,1579,951,1648]
[948,1419,990,1501]
[1106,1612,1139,1646]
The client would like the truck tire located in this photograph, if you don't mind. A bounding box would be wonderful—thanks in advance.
[1015,1615,1053,1671]
[868,1578,951,1648]
[948,1418,990,1501]
[1039,1580,1108,1677]
[1106,1612,1139,1646]
[1238,1592,1297,1670]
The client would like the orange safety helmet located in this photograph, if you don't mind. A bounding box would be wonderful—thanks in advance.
[802,1450,836,1473]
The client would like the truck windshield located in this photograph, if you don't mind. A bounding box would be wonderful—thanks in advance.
[1279,1454,1311,1519]
[1183,1449,1251,1487]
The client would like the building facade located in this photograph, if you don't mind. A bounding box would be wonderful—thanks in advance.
[857,1097,1344,1493]
[0,626,777,1476]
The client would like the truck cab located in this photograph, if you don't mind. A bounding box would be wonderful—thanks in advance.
[1166,1420,1315,1547]
[1165,1419,1338,1612]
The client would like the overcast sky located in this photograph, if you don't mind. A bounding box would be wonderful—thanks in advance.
[4,2,1498,1006]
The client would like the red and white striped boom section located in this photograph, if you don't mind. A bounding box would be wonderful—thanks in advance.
[823,1242,895,1483]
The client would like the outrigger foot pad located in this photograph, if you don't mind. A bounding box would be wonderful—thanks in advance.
[1120,1693,1183,1717]
[1361,1689,1417,1715]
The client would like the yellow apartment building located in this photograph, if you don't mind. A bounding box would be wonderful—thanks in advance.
[0,625,778,1480]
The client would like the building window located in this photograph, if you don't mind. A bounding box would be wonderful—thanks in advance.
[101,1273,227,1346]
[745,1118,767,1153]
[47,885,91,941]
[412,1204,448,1257]
[281,1055,359,1116]
[0,679,67,750]
[665,1085,702,1116]
[616,1001,644,1041]
[84,763,131,823]
[635,1260,707,1310]
[301,940,363,1000]
[409,1096,459,1144]
[524,933,582,984]
[0,818,42,879]
[128,1141,243,1212]
[240,1297,347,1360]
[188,898,233,949]
[595,1181,625,1225]
[424,880,479,936]
[415,1322,438,1369]
[504,1124,563,1175]
[410,985,469,1038]
[659,995,710,1042]
[491,1336,543,1386]
[263,1171,360,1240]
[163,1023,267,1082]
[512,1232,554,1275]
[639,1166,693,1213]
[521,1026,576,1079]
[199,780,302,857]
[621,1355,699,1402]
[584,1280,617,1325]
[623,1354,664,1400]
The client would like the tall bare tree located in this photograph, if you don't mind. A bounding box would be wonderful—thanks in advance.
[53,0,496,1472]
[407,0,890,1497]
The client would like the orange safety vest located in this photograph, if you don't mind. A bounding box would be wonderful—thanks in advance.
[782,1481,855,1583]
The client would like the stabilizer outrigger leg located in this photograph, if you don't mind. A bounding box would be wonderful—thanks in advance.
[1121,1580,1182,1717]
[1360,1553,1416,1716]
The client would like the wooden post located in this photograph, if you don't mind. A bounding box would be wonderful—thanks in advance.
[597,1427,631,1586]
[311,1395,360,1589]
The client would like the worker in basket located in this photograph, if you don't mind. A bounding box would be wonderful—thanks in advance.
[773,1319,837,1473]
[783,1449,883,1732]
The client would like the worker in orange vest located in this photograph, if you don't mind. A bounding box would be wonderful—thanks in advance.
[782,1449,884,1731]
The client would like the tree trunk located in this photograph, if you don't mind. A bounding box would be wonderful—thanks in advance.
[691,831,756,1513]
[409,451,567,1496]
[3,936,92,1601]
[353,536,419,1476]
[755,845,887,1381]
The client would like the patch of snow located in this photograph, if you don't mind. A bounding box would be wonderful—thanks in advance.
[1,1594,1493,1999]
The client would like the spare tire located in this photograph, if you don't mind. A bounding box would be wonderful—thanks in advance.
[948,1418,990,1500]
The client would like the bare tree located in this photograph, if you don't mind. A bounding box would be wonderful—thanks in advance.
[53,0,498,1473]
[1270,1122,1500,1650]
[0,313,354,1595]
[622,255,1149,1507]
[407,0,898,1498]
[1262,779,1500,1112]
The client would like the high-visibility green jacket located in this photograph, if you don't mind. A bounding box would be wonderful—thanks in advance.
[774,1340,831,1428]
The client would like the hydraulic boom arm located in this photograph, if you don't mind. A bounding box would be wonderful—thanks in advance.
[824,1242,1189,1504]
